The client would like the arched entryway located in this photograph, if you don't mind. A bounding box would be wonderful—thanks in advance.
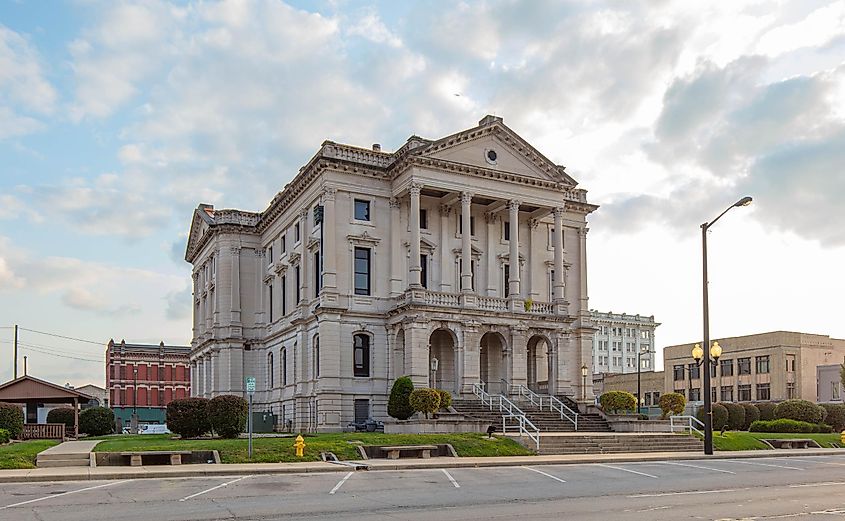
[429,328,457,393]
[527,335,551,393]
[479,331,507,394]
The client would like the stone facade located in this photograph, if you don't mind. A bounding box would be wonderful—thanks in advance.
[590,311,658,375]
[664,331,845,404]
[595,370,665,407]
[184,115,598,432]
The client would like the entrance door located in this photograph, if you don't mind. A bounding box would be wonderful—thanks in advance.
[354,399,370,423]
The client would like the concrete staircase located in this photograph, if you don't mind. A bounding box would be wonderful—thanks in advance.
[451,397,612,433]
[36,440,98,468]
[531,433,704,455]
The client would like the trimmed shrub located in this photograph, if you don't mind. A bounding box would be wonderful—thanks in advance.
[0,428,9,444]
[79,407,114,436]
[696,403,729,431]
[724,402,746,430]
[819,404,845,432]
[741,403,760,430]
[775,399,825,424]
[409,388,441,419]
[0,403,23,439]
[756,402,776,421]
[599,391,637,414]
[208,395,248,438]
[436,389,452,410]
[749,418,816,433]
[816,423,834,433]
[46,407,76,430]
[387,376,415,420]
[658,392,686,419]
[166,397,211,438]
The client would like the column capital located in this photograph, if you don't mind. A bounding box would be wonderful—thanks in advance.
[409,182,423,196]
[554,205,566,217]
[460,191,474,204]
[299,207,309,219]
[528,218,540,229]
[507,199,521,210]
[439,204,452,216]
[389,197,401,209]
[321,185,337,202]
[579,227,589,237]
[230,247,241,255]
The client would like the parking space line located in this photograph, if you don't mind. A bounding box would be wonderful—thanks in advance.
[179,476,251,502]
[628,487,746,498]
[329,472,354,495]
[662,461,735,474]
[596,464,658,479]
[789,481,845,488]
[0,480,132,510]
[791,458,845,467]
[522,466,566,484]
[725,460,804,471]
[441,469,460,488]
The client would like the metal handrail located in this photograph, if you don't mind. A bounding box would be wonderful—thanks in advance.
[669,415,705,437]
[472,383,540,451]
[517,385,578,430]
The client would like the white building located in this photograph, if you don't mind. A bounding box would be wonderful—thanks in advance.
[590,311,658,375]
[185,115,598,432]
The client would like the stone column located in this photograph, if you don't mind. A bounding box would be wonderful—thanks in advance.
[553,207,566,302]
[256,250,266,324]
[389,197,403,295]
[460,191,473,292]
[461,325,481,395]
[485,213,498,296]
[406,320,431,389]
[507,200,521,297]
[527,219,539,300]
[299,208,309,305]
[555,332,575,396]
[231,247,241,324]
[322,186,337,290]
[192,273,199,338]
[510,327,528,392]
[197,357,205,396]
[547,339,558,395]
[439,204,453,292]
[409,183,422,288]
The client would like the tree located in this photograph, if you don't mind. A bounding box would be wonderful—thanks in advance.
[409,388,441,419]
[388,376,415,420]
[0,403,23,439]
[599,391,637,414]
[46,407,76,430]
[658,392,686,419]
[436,389,452,410]
[79,407,114,436]
[166,397,211,438]
[774,399,825,424]
[208,395,248,438]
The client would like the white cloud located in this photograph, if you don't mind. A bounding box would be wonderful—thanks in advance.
[0,25,57,113]
[347,11,402,48]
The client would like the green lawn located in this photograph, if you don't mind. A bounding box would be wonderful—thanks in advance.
[92,433,533,463]
[0,440,60,469]
[706,432,843,451]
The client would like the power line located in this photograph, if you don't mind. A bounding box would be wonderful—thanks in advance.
[19,345,102,363]
[18,327,104,346]
[17,341,104,359]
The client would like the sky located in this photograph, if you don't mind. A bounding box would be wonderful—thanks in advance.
[1,0,844,388]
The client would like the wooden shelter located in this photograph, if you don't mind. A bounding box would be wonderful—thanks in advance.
[0,375,93,439]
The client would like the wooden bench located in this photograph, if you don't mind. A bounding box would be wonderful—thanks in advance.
[120,451,192,466]
[761,439,820,449]
[380,445,438,460]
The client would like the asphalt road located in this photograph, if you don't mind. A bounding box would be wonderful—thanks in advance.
[1,454,844,520]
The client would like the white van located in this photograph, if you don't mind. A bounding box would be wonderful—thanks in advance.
[139,424,171,435]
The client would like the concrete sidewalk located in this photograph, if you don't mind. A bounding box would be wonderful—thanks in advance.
[1,448,842,483]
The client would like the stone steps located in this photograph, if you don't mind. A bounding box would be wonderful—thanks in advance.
[451,399,612,433]
[35,440,98,468]
[530,434,703,455]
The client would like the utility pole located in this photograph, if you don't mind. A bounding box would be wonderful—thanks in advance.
[13,325,18,379]
[23,356,27,376]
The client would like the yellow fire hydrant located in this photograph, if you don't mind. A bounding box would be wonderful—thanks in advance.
[294,434,306,458]
[841,431,845,445]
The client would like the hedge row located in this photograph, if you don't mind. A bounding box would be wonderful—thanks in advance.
[749,419,832,434]
[696,400,845,433]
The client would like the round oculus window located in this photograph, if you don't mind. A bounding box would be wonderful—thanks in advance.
[485,149,498,164]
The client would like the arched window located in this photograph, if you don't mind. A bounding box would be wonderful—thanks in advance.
[268,352,274,389]
[353,334,370,377]
[281,347,287,386]
[313,335,320,378]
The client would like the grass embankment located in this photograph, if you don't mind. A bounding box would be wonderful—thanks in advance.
[707,432,843,451]
[92,433,533,463]
[0,440,60,469]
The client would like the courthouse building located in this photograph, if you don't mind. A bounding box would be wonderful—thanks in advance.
[185,115,598,431]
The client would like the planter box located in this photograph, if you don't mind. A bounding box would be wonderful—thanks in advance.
[606,419,672,433]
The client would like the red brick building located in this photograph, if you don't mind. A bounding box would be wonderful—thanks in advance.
[106,339,191,425]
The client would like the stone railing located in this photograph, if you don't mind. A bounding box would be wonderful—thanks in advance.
[477,296,509,312]
[527,301,553,314]
[424,291,460,307]
[323,143,393,167]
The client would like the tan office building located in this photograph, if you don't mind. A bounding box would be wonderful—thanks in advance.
[664,331,845,404]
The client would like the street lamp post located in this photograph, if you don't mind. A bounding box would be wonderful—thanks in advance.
[133,367,138,415]
[699,196,752,455]
[636,347,651,412]
[580,364,588,402]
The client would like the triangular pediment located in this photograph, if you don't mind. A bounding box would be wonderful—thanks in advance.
[420,117,577,186]
[185,205,215,262]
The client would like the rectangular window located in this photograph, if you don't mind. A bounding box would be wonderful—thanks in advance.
[689,388,701,402]
[673,365,685,381]
[268,245,274,263]
[354,399,370,424]
[282,348,288,386]
[738,384,751,401]
[280,234,286,253]
[503,264,510,297]
[268,353,274,388]
[354,247,371,295]
[295,266,301,303]
[281,275,287,315]
[711,386,717,404]
[721,386,734,401]
[294,222,300,243]
[786,355,796,372]
[354,199,371,221]
[420,209,428,230]
[420,254,428,289]
[755,356,770,374]
[786,382,796,399]
[314,337,320,378]
[720,359,733,377]
[688,363,700,380]
[503,221,510,241]
[268,284,274,322]
[353,334,370,377]
[548,269,554,299]
[314,251,321,295]
[737,357,751,375]
[756,383,771,401]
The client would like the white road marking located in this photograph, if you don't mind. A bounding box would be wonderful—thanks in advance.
[596,463,658,479]
[441,469,460,488]
[0,480,133,510]
[522,466,566,484]
[790,458,845,467]
[329,472,354,495]
[725,459,804,471]
[662,461,736,474]
[629,487,746,498]
[789,481,845,488]
[179,475,251,502]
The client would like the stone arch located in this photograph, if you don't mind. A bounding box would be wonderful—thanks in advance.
[429,327,458,393]
[479,331,508,394]
[527,334,552,393]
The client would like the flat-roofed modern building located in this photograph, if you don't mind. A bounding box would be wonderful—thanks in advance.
[184,115,599,432]
[590,311,658,375]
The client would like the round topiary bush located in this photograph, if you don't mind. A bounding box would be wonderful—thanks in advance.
[723,402,746,431]
[697,403,729,431]
[742,403,760,430]
[756,402,776,421]
[436,389,452,410]
[208,395,248,438]
[0,403,24,439]
[658,392,686,419]
[599,391,637,414]
[166,397,211,438]
[46,407,76,430]
[820,403,845,431]
[775,399,825,424]
[387,376,415,420]
[409,388,441,418]
[79,407,114,436]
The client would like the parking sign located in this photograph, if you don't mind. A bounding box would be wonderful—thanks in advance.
[246,376,256,395]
